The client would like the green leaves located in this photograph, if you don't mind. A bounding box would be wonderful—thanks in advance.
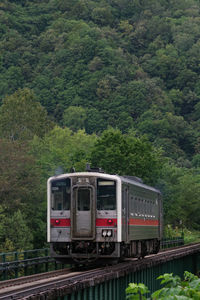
[157,273,181,287]
[126,283,149,300]
[62,106,87,131]
[126,272,200,300]
[0,88,53,141]
[30,126,97,178]
[90,128,163,185]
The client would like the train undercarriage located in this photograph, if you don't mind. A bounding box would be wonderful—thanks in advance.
[51,238,160,265]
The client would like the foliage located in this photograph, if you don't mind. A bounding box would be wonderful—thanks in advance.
[1,0,200,163]
[157,162,200,229]
[90,128,163,185]
[0,88,53,141]
[183,230,200,245]
[30,126,97,179]
[0,139,41,211]
[0,139,45,249]
[126,283,149,300]
[126,272,200,299]
[152,272,200,299]
[0,210,33,252]
[1,0,200,250]
[62,105,87,131]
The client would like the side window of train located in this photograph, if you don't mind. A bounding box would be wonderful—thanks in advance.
[149,201,151,216]
[134,197,137,216]
[51,178,71,210]
[142,199,145,216]
[122,187,126,215]
[141,199,144,216]
[138,198,141,215]
[149,201,152,216]
[146,200,148,216]
[130,196,134,212]
[152,200,155,218]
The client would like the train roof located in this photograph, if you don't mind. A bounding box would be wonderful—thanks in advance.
[48,172,161,194]
[119,175,161,194]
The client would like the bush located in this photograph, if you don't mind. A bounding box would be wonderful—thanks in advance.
[126,272,200,299]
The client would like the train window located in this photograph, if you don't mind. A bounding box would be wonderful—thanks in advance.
[144,199,146,214]
[135,198,138,214]
[150,201,152,215]
[138,198,141,215]
[51,178,71,210]
[147,200,149,215]
[97,179,116,210]
[78,188,90,211]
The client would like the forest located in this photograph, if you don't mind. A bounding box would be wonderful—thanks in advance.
[0,0,200,251]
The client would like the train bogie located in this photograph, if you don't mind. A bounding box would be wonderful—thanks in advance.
[47,170,162,264]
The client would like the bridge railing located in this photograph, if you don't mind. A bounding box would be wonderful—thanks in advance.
[161,236,184,249]
[0,248,65,281]
[0,237,184,281]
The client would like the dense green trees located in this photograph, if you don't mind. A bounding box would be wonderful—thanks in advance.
[30,126,96,179]
[90,128,162,185]
[1,0,200,251]
[0,139,44,250]
[1,0,200,162]
[62,106,87,131]
[0,88,53,140]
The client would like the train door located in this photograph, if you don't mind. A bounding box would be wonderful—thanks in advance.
[71,186,95,239]
[122,185,129,242]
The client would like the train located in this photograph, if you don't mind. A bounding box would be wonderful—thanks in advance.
[47,167,162,264]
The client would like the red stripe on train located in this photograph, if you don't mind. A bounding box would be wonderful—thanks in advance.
[51,218,71,227]
[51,218,118,227]
[96,218,117,227]
[129,218,159,226]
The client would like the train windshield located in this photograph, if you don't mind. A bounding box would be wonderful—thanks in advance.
[97,179,116,210]
[51,178,71,210]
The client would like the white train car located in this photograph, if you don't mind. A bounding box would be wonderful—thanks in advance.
[47,169,162,264]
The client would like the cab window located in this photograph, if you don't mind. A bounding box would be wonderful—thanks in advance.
[97,179,116,210]
[51,178,71,210]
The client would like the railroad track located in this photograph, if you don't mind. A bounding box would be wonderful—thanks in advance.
[0,243,200,300]
[0,266,106,299]
[0,268,72,290]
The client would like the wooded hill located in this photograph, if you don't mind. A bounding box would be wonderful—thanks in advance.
[0,0,200,251]
[1,0,200,162]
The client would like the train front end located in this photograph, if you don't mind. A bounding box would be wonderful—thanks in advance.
[47,172,121,264]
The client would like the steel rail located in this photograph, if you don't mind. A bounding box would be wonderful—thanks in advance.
[0,268,71,289]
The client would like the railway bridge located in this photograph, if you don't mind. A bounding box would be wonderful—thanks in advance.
[0,243,200,299]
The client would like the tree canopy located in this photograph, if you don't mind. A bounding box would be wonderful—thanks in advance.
[1,0,200,250]
[90,128,162,185]
[0,88,53,141]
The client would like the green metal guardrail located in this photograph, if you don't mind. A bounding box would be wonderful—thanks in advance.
[0,248,65,281]
[0,237,184,281]
[161,236,184,249]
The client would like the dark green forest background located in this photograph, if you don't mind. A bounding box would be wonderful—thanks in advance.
[0,0,200,251]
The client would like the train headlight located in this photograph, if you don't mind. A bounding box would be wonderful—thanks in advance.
[102,230,107,237]
[102,229,113,237]
[107,230,112,237]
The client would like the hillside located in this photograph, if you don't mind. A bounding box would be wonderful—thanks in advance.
[0,0,200,163]
[0,0,200,250]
